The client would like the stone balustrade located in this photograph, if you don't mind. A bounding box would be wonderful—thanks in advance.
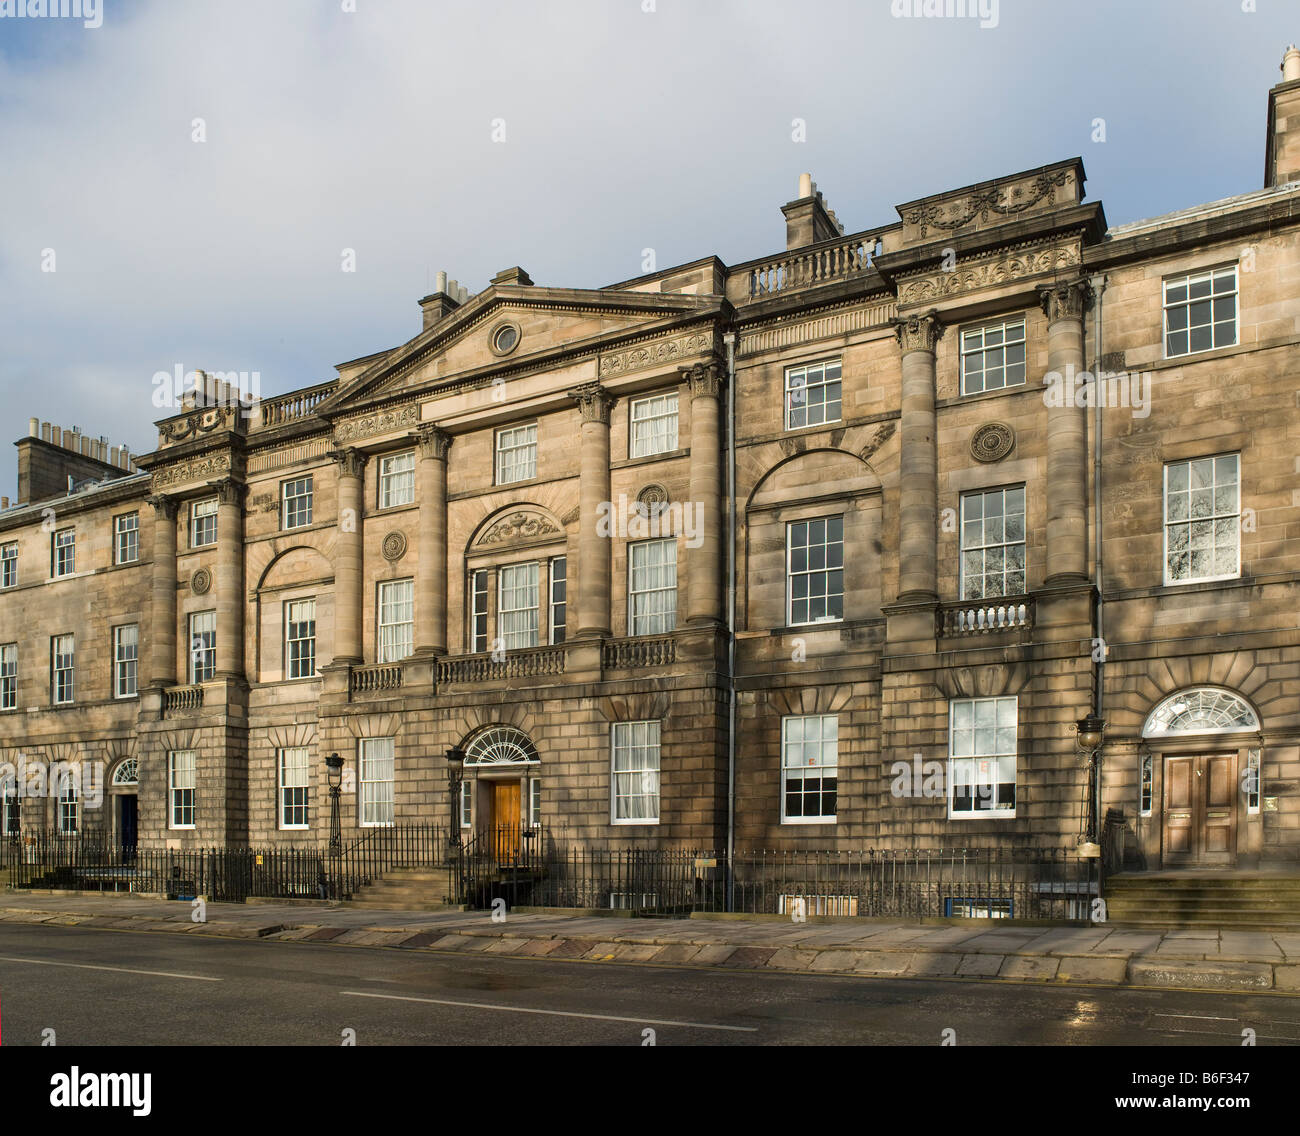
[162,684,204,715]
[256,382,335,430]
[728,230,885,303]
[939,598,1035,637]
[601,635,677,669]
[350,663,404,694]
[437,645,566,684]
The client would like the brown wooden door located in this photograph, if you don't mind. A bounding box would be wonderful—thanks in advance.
[488,780,521,861]
[1163,754,1237,867]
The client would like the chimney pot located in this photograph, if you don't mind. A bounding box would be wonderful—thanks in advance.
[1284,45,1300,83]
[435,270,448,294]
[28,418,38,437]
[41,422,51,442]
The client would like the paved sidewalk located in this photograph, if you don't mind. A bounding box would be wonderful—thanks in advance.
[3,891,1299,994]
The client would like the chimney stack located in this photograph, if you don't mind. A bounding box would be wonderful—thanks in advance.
[782,172,844,251]
[1266,45,1300,187]
[418,269,472,331]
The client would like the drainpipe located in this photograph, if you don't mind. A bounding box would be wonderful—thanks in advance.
[722,328,738,913]
[1090,273,1108,851]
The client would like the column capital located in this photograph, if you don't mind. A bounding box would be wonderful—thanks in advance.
[212,477,247,507]
[1039,279,1094,323]
[329,446,369,478]
[567,382,616,425]
[893,310,945,355]
[414,424,453,461]
[679,360,725,401]
[146,493,179,520]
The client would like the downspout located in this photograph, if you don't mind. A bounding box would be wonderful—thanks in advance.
[722,328,738,913]
[1090,272,1107,849]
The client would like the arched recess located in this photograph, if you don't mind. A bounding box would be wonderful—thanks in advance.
[462,505,569,653]
[743,448,883,631]
[1142,687,1260,738]
[252,544,336,682]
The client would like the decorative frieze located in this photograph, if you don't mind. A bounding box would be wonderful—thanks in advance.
[477,511,561,547]
[598,331,713,378]
[334,400,420,443]
[737,300,897,357]
[898,243,1082,306]
[149,453,231,491]
[568,382,617,424]
[901,168,1075,241]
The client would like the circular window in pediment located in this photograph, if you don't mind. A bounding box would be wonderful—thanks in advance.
[490,322,521,356]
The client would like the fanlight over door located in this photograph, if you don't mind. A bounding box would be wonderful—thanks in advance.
[463,726,539,767]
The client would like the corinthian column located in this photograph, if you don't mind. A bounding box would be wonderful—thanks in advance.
[331,447,368,663]
[1040,280,1092,584]
[682,361,724,626]
[567,382,616,639]
[214,478,247,679]
[894,311,944,600]
[414,425,452,656]
[146,494,178,687]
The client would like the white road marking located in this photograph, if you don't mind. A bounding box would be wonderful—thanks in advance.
[0,955,221,981]
[1152,1013,1236,1021]
[340,990,757,1032]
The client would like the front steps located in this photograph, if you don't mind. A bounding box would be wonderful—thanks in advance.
[1105,873,1300,930]
[346,867,458,911]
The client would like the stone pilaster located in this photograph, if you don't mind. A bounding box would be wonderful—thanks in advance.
[331,447,368,664]
[146,493,178,687]
[568,382,616,639]
[1040,280,1092,585]
[214,478,247,680]
[414,425,452,656]
[682,361,724,627]
[894,311,943,601]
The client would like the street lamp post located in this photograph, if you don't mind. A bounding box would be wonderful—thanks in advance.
[446,747,466,904]
[324,753,344,899]
[1075,715,1106,859]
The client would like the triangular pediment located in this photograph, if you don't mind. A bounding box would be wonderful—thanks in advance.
[317,284,720,416]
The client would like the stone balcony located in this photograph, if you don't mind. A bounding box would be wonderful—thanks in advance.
[938,596,1036,638]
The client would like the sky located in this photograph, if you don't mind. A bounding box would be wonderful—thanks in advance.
[0,0,1295,502]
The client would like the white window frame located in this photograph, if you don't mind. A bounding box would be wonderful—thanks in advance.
[628,539,677,636]
[190,498,218,548]
[528,777,542,828]
[378,451,415,510]
[611,720,660,825]
[460,780,473,829]
[281,476,314,529]
[469,569,489,654]
[113,512,139,565]
[285,598,317,679]
[377,579,414,663]
[279,747,310,830]
[495,423,537,485]
[549,557,567,645]
[359,737,395,828]
[948,696,1018,819]
[1163,454,1240,586]
[52,528,75,578]
[1139,753,1153,818]
[959,486,1027,601]
[1163,264,1238,359]
[113,624,139,699]
[630,391,679,457]
[189,610,217,683]
[784,358,842,431]
[0,542,15,588]
[52,633,74,705]
[0,643,16,711]
[0,771,19,834]
[57,770,79,835]
[960,317,1027,396]
[781,715,839,825]
[169,750,197,830]
[786,516,844,626]
[498,562,540,649]
[1245,748,1261,816]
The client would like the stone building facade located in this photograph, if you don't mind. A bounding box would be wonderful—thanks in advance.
[2,49,1299,870]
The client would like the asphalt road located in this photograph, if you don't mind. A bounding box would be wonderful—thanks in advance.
[2,923,1299,1047]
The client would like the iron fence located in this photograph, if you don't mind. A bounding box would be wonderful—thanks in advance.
[3,826,1099,922]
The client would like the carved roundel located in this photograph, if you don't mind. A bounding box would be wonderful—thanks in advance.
[489,321,521,357]
[382,531,408,562]
[635,483,669,518]
[971,422,1015,463]
[191,567,212,595]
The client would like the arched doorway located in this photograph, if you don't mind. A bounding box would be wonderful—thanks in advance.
[110,758,139,858]
[1141,688,1260,868]
[462,727,540,860]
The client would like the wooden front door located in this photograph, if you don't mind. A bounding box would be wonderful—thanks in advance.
[487,780,521,861]
[1163,754,1237,867]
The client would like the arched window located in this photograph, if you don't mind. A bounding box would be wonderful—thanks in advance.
[1142,688,1258,738]
[464,726,539,766]
[112,758,139,786]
